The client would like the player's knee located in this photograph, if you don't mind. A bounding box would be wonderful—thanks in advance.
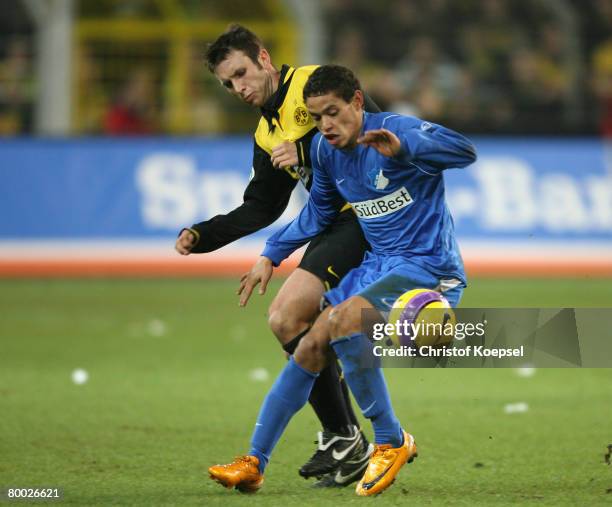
[267,309,289,341]
[268,307,306,343]
[293,333,326,370]
[328,298,362,338]
[294,334,318,359]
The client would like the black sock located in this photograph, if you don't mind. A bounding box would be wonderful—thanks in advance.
[309,363,354,435]
[337,363,360,428]
[283,330,354,435]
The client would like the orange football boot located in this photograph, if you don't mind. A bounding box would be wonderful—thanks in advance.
[355,430,417,496]
[208,455,264,493]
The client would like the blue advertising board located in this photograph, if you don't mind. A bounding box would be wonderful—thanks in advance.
[0,136,610,273]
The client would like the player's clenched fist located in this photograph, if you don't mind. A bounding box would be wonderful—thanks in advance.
[271,141,298,168]
[175,228,197,255]
[237,256,273,307]
[357,128,401,157]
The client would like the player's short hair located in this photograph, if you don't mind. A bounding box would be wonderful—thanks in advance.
[205,24,264,73]
[303,65,362,103]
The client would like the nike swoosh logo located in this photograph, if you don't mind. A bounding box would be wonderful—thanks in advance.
[361,435,413,490]
[255,423,263,427]
[334,444,373,484]
[335,459,369,483]
[336,178,345,185]
[317,431,359,451]
[327,265,340,280]
[332,436,361,461]
[362,400,377,414]
[361,462,395,490]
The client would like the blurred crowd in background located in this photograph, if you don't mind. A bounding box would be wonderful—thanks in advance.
[324,0,612,136]
[0,0,611,137]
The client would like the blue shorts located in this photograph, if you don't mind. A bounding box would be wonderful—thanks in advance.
[324,251,465,312]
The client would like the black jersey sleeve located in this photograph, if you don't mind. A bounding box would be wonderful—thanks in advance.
[187,141,298,253]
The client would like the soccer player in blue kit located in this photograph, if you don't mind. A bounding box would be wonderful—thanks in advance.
[208,65,477,496]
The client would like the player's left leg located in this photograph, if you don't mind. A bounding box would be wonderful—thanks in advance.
[324,296,417,496]
[329,263,465,495]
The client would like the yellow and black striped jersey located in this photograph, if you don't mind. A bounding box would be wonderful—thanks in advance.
[255,65,319,189]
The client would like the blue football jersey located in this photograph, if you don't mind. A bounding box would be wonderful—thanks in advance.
[262,112,477,283]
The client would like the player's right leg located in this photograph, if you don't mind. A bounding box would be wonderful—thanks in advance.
[268,273,369,482]
[325,295,418,496]
[267,211,371,484]
[269,270,367,480]
[208,306,335,492]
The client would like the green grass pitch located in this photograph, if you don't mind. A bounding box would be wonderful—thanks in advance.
[1,278,611,506]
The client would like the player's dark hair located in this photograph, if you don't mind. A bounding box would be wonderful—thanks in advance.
[205,24,264,73]
[303,65,362,103]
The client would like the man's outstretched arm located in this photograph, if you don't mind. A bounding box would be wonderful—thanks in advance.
[388,118,477,170]
[176,142,298,255]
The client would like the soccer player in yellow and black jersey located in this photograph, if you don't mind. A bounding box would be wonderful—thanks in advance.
[175,24,376,487]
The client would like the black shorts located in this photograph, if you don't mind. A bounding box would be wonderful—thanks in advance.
[298,209,370,290]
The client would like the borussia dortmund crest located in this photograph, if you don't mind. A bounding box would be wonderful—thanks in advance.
[294,106,309,126]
